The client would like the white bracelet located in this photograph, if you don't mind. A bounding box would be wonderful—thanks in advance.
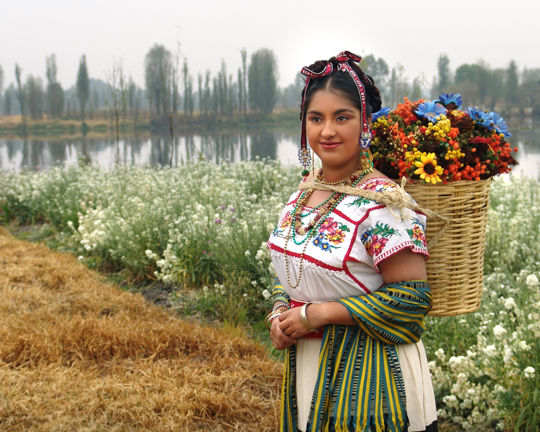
[299,303,317,332]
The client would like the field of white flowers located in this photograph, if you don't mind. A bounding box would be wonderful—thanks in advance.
[0,163,538,431]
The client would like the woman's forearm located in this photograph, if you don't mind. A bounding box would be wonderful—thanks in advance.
[307,301,356,328]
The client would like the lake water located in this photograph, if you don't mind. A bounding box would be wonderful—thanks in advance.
[1,121,539,178]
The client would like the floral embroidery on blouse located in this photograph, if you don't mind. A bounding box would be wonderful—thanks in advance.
[312,216,349,252]
[347,196,372,208]
[362,178,398,192]
[407,217,427,248]
[272,210,292,237]
[361,222,401,258]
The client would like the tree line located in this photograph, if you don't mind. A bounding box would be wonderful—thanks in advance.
[1,48,539,128]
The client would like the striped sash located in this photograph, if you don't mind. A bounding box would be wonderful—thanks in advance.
[276,281,432,432]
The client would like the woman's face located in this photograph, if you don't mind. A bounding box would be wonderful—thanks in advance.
[305,89,363,173]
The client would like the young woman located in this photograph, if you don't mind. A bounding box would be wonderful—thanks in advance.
[266,52,437,432]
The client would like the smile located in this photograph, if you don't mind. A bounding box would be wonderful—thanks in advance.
[320,142,342,149]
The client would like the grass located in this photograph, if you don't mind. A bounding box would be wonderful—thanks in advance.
[0,227,281,431]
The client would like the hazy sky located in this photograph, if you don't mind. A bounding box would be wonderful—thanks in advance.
[2,0,540,93]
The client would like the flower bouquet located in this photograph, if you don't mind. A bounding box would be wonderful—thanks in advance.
[370,93,518,183]
[370,94,518,316]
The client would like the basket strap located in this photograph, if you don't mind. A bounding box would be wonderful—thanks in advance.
[298,177,449,247]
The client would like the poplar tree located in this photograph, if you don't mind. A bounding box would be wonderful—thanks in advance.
[14,64,27,123]
[360,55,389,89]
[76,55,90,120]
[197,72,203,115]
[46,54,65,117]
[204,70,211,118]
[241,48,248,114]
[437,54,451,94]
[183,58,193,118]
[248,48,278,115]
[237,68,243,115]
[4,88,12,116]
[25,75,44,119]
[144,44,173,117]
[506,61,519,106]
[0,65,3,114]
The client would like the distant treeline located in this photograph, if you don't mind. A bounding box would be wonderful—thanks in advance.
[0,47,539,129]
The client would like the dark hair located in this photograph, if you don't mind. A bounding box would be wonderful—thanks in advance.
[302,57,382,118]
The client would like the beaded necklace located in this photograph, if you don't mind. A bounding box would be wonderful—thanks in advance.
[283,165,373,289]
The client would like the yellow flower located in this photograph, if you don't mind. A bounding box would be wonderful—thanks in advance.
[414,153,443,184]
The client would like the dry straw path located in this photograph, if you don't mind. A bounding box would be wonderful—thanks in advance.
[0,228,281,431]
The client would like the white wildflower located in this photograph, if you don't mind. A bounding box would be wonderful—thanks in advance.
[524,366,535,379]
[526,274,539,289]
[435,348,445,361]
[493,324,507,339]
[245,250,251,256]
[518,340,531,351]
[503,297,517,310]
[261,289,271,300]
[442,394,458,408]
[483,344,497,357]
[503,346,513,363]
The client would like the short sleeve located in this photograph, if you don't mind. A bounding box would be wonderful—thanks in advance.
[359,205,429,271]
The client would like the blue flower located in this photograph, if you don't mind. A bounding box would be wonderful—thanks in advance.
[438,93,462,109]
[466,108,511,137]
[466,107,489,124]
[415,101,447,122]
[486,112,511,137]
[372,107,391,122]
[361,230,372,243]
[313,233,330,251]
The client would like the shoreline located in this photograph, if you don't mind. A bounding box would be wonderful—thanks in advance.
[0,110,299,140]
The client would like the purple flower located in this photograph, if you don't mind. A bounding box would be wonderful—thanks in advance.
[215,219,222,224]
[220,205,227,210]
[230,217,236,223]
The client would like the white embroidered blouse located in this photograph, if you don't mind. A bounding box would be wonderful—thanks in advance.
[267,178,429,302]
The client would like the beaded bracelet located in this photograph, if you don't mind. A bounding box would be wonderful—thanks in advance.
[271,301,289,313]
[299,303,317,332]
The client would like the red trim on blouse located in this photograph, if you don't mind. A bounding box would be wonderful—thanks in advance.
[372,241,430,271]
[342,223,372,294]
[267,242,344,272]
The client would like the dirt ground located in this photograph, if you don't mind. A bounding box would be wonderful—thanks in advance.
[0,227,282,431]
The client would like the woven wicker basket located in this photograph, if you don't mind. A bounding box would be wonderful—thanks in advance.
[403,179,492,316]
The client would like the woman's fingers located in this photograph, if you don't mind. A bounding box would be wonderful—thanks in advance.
[270,318,296,349]
[278,309,309,338]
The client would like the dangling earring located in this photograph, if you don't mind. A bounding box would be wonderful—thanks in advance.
[298,147,311,177]
[360,149,374,172]
[298,77,312,177]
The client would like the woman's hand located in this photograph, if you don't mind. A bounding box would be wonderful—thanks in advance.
[269,311,297,350]
[277,307,312,341]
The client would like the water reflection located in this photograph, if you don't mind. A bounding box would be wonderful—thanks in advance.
[0,125,538,178]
